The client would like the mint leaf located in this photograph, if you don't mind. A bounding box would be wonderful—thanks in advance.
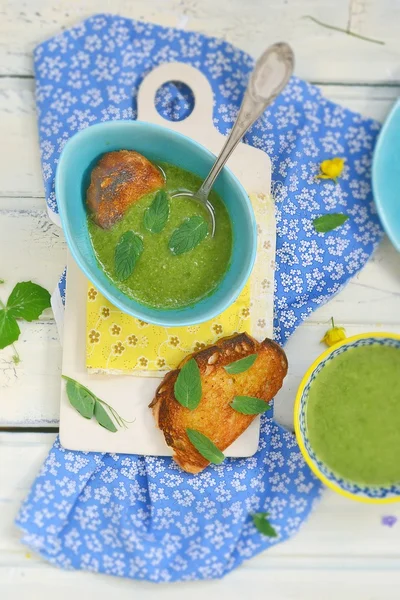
[313,213,349,233]
[252,512,278,537]
[6,281,51,321]
[230,396,271,415]
[186,429,225,464]
[114,231,143,281]
[0,310,20,350]
[65,378,96,419]
[143,190,170,233]
[169,216,208,255]
[174,358,202,410]
[224,353,258,375]
[94,400,117,432]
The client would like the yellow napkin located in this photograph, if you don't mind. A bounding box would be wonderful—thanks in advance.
[85,192,275,376]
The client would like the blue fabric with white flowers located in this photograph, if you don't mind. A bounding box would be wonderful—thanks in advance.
[17,14,383,582]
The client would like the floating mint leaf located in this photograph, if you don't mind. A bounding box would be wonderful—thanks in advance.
[6,281,51,321]
[65,378,95,419]
[94,400,117,432]
[224,353,258,375]
[174,358,202,410]
[252,512,278,537]
[0,309,20,350]
[313,213,349,233]
[169,216,208,255]
[114,231,143,281]
[143,190,170,233]
[230,396,271,415]
[186,429,225,465]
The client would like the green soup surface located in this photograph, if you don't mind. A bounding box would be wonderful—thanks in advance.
[88,162,233,309]
[306,344,400,486]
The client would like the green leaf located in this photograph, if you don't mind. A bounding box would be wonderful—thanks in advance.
[224,353,258,375]
[169,216,208,255]
[0,310,20,350]
[313,213,349,233]
[174,358,202,410]
[65,378,95,419]
[252,513,278,538]
[6,281,51,321]
[143,190,170,233]
[230,396,271,415]
[94,401,117,432]
[114,231,143,281]
[186,429,225,464]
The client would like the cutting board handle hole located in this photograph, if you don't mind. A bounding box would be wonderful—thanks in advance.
[154,80,195,122]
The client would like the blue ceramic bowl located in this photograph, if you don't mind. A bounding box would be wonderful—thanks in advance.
[295,333,400,504]
[55,121,257,326]
[372,99,400,251]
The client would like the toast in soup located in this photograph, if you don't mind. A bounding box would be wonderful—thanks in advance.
[87,150,164,229]
[149,333,288,474]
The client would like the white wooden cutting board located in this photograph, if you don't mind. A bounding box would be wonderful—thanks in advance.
[59,62,274,456]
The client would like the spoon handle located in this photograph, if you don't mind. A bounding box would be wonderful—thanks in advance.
[198,42,295,199]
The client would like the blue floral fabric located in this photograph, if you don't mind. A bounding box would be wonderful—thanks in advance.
[17,14,383,582]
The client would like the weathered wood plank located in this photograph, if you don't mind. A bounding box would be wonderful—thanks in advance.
[0,0,398,82]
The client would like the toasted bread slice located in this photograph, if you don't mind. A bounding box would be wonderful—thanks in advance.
[149,333,288,474]
[87,150,164,229]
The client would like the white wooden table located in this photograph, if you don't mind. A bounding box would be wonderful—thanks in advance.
[1,1,400,598]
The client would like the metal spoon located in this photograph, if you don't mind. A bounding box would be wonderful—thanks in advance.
[173,42,295,235]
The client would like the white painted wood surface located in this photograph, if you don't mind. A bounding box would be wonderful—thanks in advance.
[1,1,400,597]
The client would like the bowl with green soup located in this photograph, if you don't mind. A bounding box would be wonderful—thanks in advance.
[55,121,256,326]
[295,333,400,503]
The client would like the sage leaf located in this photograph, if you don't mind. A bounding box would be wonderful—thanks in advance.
[94,401,117,432]
[169,216,208,255]
[230,396,271,415]
[143,190,170,233]
[114,231,143,281]
[65,378,95,419]
[174,358,202,410]
[252,512,278,538]
[186,428,225,464]
[0,309,20,350]
[313,213,349,233]
[224,353,258,375]
[6,281,51,321]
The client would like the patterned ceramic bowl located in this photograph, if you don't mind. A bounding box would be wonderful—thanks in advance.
[294,333,400,504]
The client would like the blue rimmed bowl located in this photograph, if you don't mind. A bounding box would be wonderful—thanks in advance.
[55,121,256,326]
[294,333,400,504]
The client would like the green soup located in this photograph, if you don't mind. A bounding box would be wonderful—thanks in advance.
[306,344,400,486]
[87,162,233,309]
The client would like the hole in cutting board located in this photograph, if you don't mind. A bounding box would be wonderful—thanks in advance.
[155,81,195,122]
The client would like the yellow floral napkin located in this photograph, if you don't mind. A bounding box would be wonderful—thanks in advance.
[86,193,275,376]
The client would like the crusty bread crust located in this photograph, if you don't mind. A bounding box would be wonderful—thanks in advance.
[87,150,164,229]
[149,333,288,474]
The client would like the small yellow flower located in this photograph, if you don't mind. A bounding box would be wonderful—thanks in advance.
[157,358,166,368]
[127,334,138,346]
[213,324,223,335]
[88,288,98,301]
[316,157,345,183]
[113,341,125,355]
[138,356,148,367]
[110,324,121,336]
[88,329,100,344]
[263,240,271,250]
[169,336,180,347]
[136,319,148,328]
[321,318,346,347]
[193,341,206,352]
[101,307,110,318]
[241,307,250,318]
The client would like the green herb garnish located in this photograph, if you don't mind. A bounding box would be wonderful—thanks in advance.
[252,512,278,537]
[143,190,170,234]
[62,375,131,432]
[186,428,225,465]
[230,396,271,415]
[169,216,208,255]
[224,353,258,375]
[0,281,50,351]
[313,213,349,233]
[114,231,143,281]
[174,358,202,410]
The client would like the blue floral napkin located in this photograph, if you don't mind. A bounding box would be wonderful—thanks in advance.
[16,14,383,582]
